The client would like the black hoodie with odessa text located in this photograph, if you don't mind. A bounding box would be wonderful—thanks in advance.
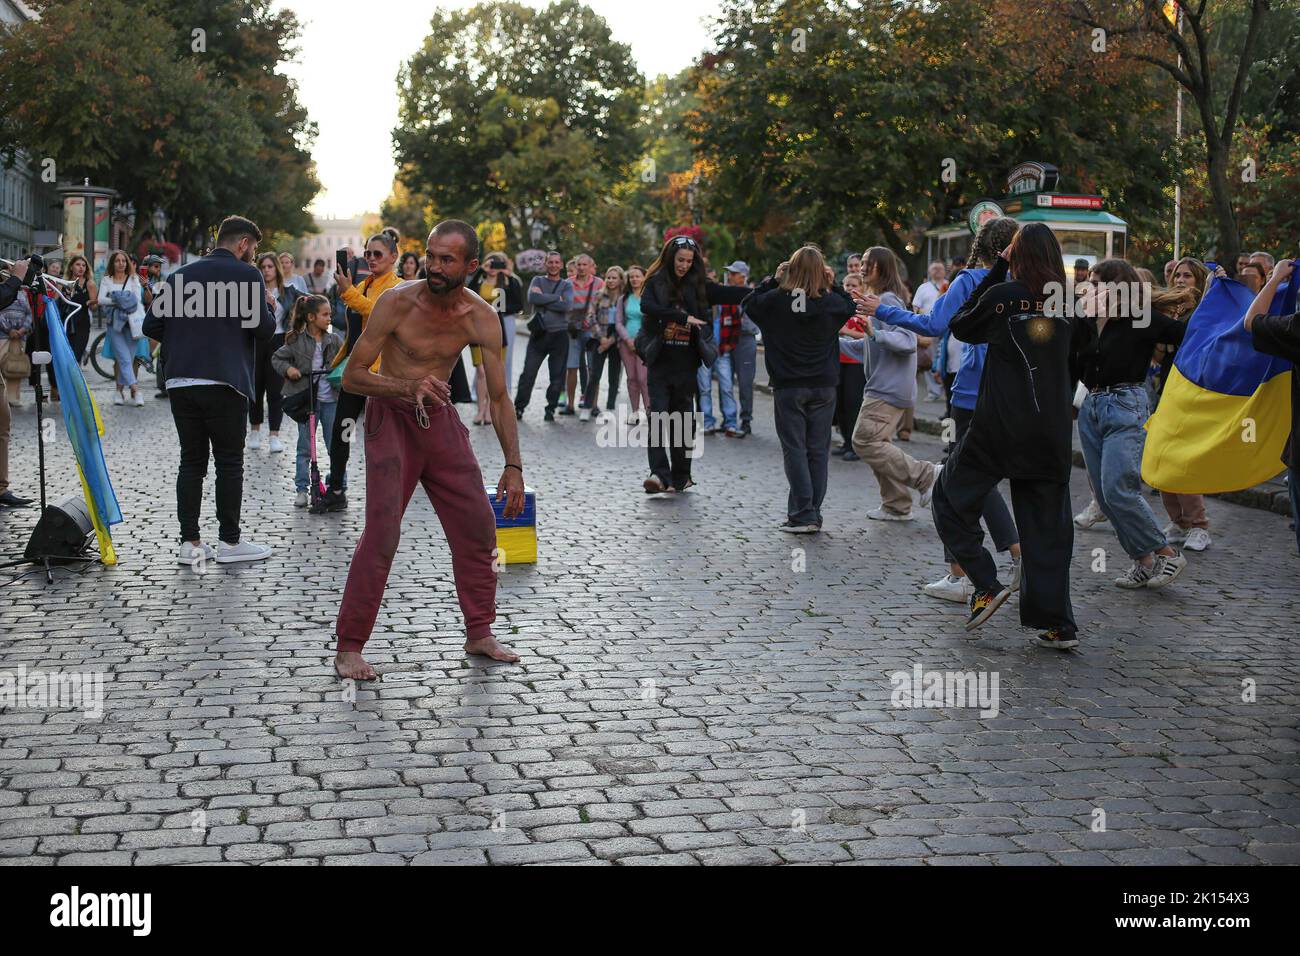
[948,258,1093,483]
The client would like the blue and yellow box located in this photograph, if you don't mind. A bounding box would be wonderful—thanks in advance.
[486,484,536,564]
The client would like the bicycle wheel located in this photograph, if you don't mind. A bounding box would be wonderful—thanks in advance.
[88,332,115,381]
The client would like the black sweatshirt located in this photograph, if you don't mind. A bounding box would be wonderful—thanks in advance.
[949,258,1093,482]
[741,277,856,388]
[640,274,749,379]
[1077,309,1186,390]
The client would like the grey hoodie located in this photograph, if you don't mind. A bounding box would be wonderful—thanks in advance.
[838,291,919,408]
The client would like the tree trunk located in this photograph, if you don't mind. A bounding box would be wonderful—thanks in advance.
[1203,142,1240,265]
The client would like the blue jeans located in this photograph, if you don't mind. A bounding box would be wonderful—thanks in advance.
[108,317,138,388]
[696,353,737,430]
[295,398,336,493]
[1078,387,1166,558]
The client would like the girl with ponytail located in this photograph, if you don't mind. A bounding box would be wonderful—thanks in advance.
[272,295,343,508]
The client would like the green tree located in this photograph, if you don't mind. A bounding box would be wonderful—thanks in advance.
[394,0,644,248]
[0,0,318,251]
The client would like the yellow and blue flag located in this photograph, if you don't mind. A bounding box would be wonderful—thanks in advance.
[1142,273,1296,494]
[43,295,121,564]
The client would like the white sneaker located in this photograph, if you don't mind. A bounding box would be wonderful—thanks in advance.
[294,491,308,508]
[1183,528,1211,552]
[1074,498,1108,529]
[922,573,972,603]
[247,430,262,450]
[579,408,591,422]
[268,436,285,453]
[1146,551,1188,588]
[918,461,942,509]
[177,542,216,566]
[113,390,125,406]
[1008,555,1022,593]
[867,506,914,522]
[1162,521,1186,544]
[215,540,273,564]
[132,391,144,407]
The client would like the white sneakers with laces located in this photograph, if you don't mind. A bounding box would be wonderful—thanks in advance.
[216,541,273,564]
[1074,499,1108,529]
[1183,528,1211,552]
[922,573,972,603]
[247,430,262,450]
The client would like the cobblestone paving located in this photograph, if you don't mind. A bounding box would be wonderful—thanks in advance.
[1,363,1297,866]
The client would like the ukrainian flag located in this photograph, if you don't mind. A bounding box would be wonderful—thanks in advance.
[1142,273,1296,494]
[43,296,121,564]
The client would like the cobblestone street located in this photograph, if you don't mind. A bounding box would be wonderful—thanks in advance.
[1,367,1297,866]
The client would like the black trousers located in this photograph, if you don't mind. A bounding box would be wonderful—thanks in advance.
[169,385,247,544]
[932,448,1076,632]
[327,388,366,490]
[251,333,285,429]
[647,367,698,487]
[515,329,568,413]
[941,405,1018,563]
[582,342,622,409]
[835,361,866,445]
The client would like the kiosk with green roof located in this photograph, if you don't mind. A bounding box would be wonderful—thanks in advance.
[924,161,1128,269]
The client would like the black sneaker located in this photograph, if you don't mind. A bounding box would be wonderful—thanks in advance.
[310,488,347,514]
[740,424,752,436]
[543,408,555,422]
[1036,627,1079,650]
[558,407,576,417]
[965,586,1011,631]
[0,490,33,508]
[515,408,524,421]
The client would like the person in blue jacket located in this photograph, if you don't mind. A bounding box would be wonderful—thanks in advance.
[854,217,1023,605]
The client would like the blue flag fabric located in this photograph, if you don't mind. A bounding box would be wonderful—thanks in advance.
[44,296,122,537]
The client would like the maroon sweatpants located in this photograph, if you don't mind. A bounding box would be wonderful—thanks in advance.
[335,396,497,653]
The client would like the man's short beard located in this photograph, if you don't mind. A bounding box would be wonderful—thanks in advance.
[425,274,464,296]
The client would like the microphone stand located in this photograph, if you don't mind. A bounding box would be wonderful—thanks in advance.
[0,342,98,583]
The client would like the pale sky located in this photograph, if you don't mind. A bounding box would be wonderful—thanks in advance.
[276,0,724,220]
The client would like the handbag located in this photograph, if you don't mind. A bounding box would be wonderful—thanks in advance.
[633,324,662,366]
[916,341,934,372]
[693,323,719,369]
[280,385,311,424]
[2,343,31,379]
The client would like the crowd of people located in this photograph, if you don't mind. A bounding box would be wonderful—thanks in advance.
[0,214,1296,663]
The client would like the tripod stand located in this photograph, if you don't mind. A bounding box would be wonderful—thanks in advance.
[0,349,97,584]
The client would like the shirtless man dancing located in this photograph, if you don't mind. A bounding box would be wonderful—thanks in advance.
[334,220,525,680]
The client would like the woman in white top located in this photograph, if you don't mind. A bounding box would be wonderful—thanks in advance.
[97,249,146,406]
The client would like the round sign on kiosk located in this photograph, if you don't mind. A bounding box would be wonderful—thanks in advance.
[968,200,1004,234]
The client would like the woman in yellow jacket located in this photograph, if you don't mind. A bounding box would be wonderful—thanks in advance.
[314,232,402,514]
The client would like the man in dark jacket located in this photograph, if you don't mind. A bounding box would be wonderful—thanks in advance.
[143,216,275,566]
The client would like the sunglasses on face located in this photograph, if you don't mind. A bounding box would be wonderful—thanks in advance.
[363,250,386,259]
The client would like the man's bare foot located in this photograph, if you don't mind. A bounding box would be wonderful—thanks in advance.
[335,652,378,681]
[464,634,521,663]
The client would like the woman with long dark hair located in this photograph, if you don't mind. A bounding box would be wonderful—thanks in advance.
[250,253,301,453]
[64,254,95,365]
[638,235,748,493]
[933,223,1092,650]
[857,219,1023,602]
[467,253,523,425]
[1076,258,1188,590]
